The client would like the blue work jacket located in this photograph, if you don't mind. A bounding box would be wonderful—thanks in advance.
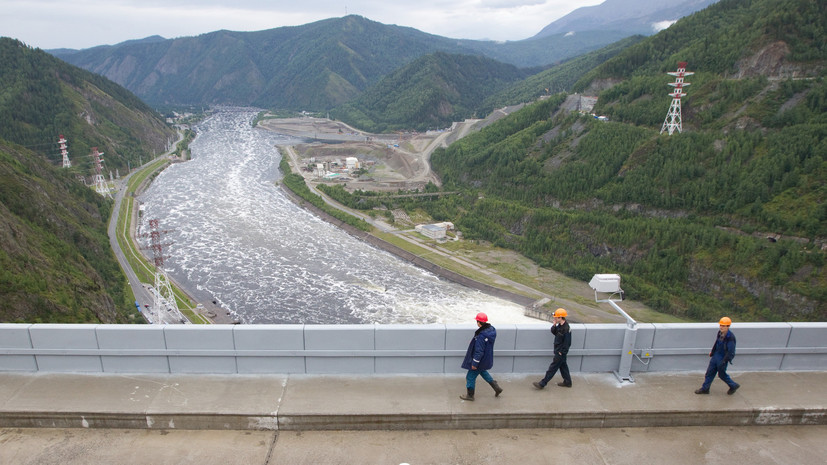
[710,330,736,364]
[461,324,496,371]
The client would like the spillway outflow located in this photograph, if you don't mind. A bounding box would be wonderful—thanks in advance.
[141,109,537,325]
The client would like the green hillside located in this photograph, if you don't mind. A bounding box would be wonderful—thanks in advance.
[331,0,827,322]
[331,52,532,132]
[0,139,134,323]
[0,38,176,323]
[0,38,175,174]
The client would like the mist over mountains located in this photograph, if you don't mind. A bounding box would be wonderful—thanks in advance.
[534,0,719,37]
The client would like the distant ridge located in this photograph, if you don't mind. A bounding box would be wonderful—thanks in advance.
[534,0,719,37]
[50,16,628,110]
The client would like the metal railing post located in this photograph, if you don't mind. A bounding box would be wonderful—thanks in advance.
[609,300,637,383]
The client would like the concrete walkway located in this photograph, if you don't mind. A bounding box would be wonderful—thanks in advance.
[1,371,824,431]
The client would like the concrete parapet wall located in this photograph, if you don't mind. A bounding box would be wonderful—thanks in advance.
[1,323,826,374]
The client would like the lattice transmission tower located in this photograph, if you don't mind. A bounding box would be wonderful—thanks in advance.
[144,218,180,324]
[90,147,112,197]
[58,135,71,168]
[660,61,694,135]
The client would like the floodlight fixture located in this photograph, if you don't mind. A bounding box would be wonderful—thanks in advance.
[589,273,623,302]
[589,273,636,383]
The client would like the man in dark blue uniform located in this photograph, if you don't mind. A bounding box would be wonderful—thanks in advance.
[460,312,502,401]
[533,308,573,389]
[695,316,740,395]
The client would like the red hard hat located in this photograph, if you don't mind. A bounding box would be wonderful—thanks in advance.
[475,312,488,323]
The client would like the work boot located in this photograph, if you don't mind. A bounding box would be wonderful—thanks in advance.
[489,380,503,397]
[557,381,572,388]
[459,388,475,401]
[532,381,545,390]
[694,388,709,394]
[727,383,740,395]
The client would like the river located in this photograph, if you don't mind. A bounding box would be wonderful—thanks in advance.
[139,109,538,324]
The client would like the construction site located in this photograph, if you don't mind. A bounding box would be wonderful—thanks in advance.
[258,109,517,193]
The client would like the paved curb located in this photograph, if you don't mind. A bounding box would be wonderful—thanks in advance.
[3,407,826,431]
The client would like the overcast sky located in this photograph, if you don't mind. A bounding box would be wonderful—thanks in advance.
[2,0,604,50]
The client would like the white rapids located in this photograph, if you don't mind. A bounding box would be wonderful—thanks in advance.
[140,109,539,325]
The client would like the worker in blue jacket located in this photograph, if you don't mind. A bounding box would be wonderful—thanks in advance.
[695,316,740,395]
[460,312,502,401]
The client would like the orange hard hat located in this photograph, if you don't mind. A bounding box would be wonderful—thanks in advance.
[719,316,732,326]
[475,312,488,323]
[553,308,568,318]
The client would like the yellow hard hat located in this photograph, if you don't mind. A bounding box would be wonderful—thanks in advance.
[553,308,568,318]
[719,316,732,326]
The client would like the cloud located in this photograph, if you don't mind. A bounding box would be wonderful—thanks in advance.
[480,0,546,8]
[2,0,603,49]
[652,20,677,32]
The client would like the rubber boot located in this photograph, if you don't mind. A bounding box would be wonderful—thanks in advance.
[459,387,475,401]
[489,380,503,397]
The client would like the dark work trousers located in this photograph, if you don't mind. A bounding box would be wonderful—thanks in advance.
[701,356,737,390]
[539,354,571,387]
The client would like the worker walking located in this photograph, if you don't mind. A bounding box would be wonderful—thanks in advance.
[695,317,740,395]
[533,308,573,389]
[460,312,502,401]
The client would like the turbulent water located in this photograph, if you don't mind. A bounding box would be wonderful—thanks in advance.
[140,109,537,324]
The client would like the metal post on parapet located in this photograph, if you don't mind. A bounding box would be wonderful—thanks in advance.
[589,274,636,383]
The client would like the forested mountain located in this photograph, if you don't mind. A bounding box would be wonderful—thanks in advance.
[332,0,827,322]
[331,52,532,132]
[46,2,721,112]
[0,140,130,323]
[534,0,719,38]
[329,36,645,132]
[0,38,175,175]
[0,38,175,323]
[50,15,622,110]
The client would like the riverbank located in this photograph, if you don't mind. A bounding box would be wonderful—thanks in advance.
[111,132,236,325]
[277,180,549,317]
[130,163,237,325]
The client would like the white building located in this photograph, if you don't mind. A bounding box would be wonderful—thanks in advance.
[346,157,360,171]
[415,224,447,240]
